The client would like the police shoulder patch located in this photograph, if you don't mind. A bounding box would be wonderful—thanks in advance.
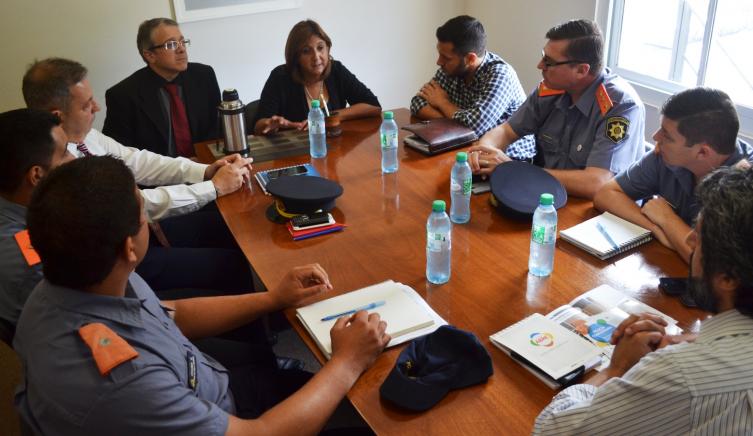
[79,323,139,376]
[606,116,629,143]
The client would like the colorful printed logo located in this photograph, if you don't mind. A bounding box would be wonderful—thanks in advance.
[529,332,555,347]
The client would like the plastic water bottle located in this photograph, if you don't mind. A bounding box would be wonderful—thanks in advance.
[450,152,472,223]
[380,111,399,173]
[529,193,557,277]
[426,200,451,284]
[308,99,326,158]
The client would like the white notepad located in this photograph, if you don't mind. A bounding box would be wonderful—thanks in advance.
[560,212,653,260]
[296,280,446,359]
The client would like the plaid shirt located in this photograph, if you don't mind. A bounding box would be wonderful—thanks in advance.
[411,51,536,160]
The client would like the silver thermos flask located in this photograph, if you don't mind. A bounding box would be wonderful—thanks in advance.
[218,88,249,155]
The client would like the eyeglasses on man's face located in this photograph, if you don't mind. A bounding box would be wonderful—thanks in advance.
[150,38,191,51]
[540,50,585,69]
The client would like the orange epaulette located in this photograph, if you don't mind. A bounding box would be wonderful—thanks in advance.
[595,83,613,116]
[14,230,40,267]
[538,81,566,97]
[79,323,139,376]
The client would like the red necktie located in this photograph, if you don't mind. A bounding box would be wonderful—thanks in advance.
[164,83,193,157]
[76,143,92,156]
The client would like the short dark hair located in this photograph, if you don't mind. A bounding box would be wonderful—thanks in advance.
[22,58,88,111]
[285,20,333,85]
[137,17,179,63]
[27,156,141,289]
[0,109,61,194]
[545,19,603,75]
[436,15,486,56]
[696,167,753,316]
[661,87,739,154]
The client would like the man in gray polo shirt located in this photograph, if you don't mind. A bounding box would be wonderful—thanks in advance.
[15,155,390,435]
[468,19,645,199]
[594,87,752,263]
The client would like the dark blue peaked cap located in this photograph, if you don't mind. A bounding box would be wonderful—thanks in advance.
[265,175,343,221]
[489,161,567,220]
[379,325,493,412]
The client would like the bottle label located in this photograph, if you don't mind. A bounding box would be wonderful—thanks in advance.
[310,121,325,135]
[451,177,472,196]
[462,177,472,195]
[532,224,556,244]
[381,132,397,149]
[427,231,450,252]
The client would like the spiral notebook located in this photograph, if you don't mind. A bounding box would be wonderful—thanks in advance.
[560,212,653,260]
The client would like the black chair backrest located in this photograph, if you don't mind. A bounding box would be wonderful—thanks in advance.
[243,99,260,135]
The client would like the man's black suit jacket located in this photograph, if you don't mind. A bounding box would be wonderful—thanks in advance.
[103,63,221,157]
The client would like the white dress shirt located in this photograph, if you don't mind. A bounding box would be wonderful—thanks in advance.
[534,309,753,435]
[68,129,216,221]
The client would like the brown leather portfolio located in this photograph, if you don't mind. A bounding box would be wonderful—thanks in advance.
[402,118,478,155]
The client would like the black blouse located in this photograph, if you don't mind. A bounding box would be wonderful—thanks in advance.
[254,60,381,124]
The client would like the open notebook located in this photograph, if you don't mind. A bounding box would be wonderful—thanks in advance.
[560,212,653,260]
[296,280,447,359]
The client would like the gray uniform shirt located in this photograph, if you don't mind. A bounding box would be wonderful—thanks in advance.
[0,197,41,332]
[508,69,646,172]
[14,273,233,435]
[615,140,753,224]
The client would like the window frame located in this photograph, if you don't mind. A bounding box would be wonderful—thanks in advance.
[597,0,753,139]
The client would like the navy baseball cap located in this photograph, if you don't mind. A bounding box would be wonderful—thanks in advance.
[489,161,567,219]
[265,175,343,223]
[379,325,493,412]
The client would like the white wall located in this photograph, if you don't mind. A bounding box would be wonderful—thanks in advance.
[0,0,462,130]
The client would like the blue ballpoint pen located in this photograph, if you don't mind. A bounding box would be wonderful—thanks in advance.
[320,300,386,322]
[595,222,620,251]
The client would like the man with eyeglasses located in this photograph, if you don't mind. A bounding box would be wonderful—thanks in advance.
[103,17,220,158]
[469,19,646,199]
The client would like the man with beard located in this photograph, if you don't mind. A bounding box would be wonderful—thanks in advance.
[469,19,645,199]
[533,166,753,434]
[594,87,752,263]
[410,15,535,160]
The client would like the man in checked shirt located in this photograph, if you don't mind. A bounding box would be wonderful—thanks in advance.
[410,15,536,161]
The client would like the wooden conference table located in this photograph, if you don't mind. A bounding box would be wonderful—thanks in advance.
[196,108,704,435]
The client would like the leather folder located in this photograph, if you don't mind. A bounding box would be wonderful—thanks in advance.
[402,118,478,155]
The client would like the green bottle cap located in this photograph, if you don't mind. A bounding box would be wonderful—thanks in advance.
[539,193,554,206]
[432,200,446,212]
[311,99,320,108]
[383,111,394,120]
[456,152,468,163]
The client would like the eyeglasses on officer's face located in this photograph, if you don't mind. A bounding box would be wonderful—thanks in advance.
[540,50,585,69]
[150,38,191,51]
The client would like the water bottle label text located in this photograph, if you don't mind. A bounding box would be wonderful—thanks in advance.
[532,224,556,244]
[381,133,398,149]
[427,232,450,252]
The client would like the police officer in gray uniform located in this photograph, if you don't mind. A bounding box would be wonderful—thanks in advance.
[595,87,753,263]
[469,19,646,200]
[0,109,74,338]
[14,156,390,435]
